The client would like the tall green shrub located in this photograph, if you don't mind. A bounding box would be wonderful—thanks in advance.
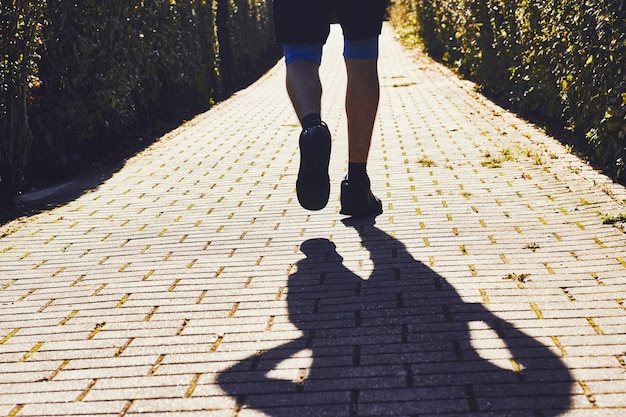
[216,0,277,94]
[0,0,278,203]
[0,1,46,202]
[30,0,220,179]
[392,0,626,181]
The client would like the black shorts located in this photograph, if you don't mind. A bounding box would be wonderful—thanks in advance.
[273,0,387,44]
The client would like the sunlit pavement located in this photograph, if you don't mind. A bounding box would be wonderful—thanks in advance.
[1,24,626,417]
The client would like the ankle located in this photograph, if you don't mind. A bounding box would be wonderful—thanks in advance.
[347,162,369,182]
[301,113,322,129]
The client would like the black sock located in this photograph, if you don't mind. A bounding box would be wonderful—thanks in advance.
[348,162,368,182]
[301,113,322,129]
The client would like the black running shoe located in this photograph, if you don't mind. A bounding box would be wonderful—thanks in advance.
[339,177,383,218]
[296,122,332,210]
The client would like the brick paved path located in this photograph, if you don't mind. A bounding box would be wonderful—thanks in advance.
[2,25,626,417]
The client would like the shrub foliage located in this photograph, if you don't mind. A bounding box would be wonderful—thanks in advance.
[1,0,277,202]
[390,0,626,182]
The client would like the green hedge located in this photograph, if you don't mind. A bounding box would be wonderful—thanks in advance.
[1,2,45,201]
[390,0,626,182]
[1,0,277,203]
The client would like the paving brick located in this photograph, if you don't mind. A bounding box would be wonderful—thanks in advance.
[17,401,127,417]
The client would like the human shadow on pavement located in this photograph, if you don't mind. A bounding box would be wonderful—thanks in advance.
[218,220,573,416]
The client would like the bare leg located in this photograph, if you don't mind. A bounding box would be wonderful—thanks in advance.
[286,59,331,211]
[339,57,382,218]
[286,60,322,122]
[345,58,379,163]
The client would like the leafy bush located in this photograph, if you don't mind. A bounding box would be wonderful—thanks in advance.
[0,1,46,201]
[0,0,278,202]
[390,0,626,182]
[217,0,276,92]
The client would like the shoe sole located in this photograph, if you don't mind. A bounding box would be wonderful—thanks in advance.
[339,203,383,218]
[296,125,331,211]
